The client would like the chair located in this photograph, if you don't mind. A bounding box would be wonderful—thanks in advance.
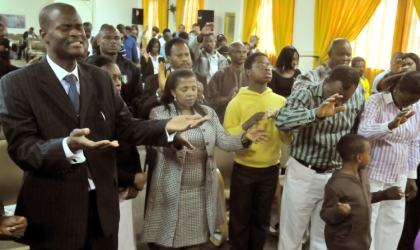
[29,42,46,58]
[210,147,234,247]
[0,127,24,206]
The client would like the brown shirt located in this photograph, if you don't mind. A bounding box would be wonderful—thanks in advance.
[321,169,401,250]
[208,66,249,123]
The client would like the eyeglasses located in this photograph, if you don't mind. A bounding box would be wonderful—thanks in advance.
[253,63,273,69]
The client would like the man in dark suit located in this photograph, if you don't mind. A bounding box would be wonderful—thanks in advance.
[0,3,208,250]
[89,24,143,117]
[138,38,208,120]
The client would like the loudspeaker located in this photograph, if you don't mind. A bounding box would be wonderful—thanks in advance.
[132,8,143,25]
[198,10,214,29]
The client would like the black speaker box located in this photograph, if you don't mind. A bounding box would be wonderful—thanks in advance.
[197,10,214,29]
[132,8,143,25]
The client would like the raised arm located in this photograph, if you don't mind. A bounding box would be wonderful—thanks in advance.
[275,89,324,132]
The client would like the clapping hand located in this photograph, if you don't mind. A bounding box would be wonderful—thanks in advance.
[388,108,416,130]
[244,128,268,144]
[197,81,205,100]
[0,216,27,238]
[242,112,267,131]
[157,62,170,96]
[142,48,149,61]
[230,87,239,100]
[316,94,346,118]
[337,202,351,215]
[406,179,418,201]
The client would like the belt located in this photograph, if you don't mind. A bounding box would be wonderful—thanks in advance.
[295,158,339,174]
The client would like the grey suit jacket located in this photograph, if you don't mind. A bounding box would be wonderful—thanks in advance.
[0,57,170,249]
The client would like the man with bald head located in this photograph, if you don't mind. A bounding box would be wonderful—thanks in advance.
[191,23,229,82]
[88,24,143,116]
[0,3,209,249]
[208,42,249,123]
[293,38,352,91]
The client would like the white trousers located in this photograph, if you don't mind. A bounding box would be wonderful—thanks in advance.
[278,157,332,250]
[369,178,407,250]
[118,191,137,250]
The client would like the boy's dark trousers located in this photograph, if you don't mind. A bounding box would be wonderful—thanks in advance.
[228,161,279,250]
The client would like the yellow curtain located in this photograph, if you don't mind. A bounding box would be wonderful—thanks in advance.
[199,0,205,10]
[183,0,200,32]
[414,0,420,18]
[241,0,262,42]
[314,0,381,67]
[142,0,149,47]
[176,0,187,29]
[392,0,414,55]
[158,0,168,30]
[272,0,295,60]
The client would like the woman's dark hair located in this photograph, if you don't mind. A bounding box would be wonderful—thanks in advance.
[401,53,420,71]
[275,46,299,72]
[216,35,227,46]
[244,52,268,70]
[0,51,10,63]
[146,38,161,54]
[0,38,11,51]
[243,42,251,56]
[160,69,207,116]
[85,55,115,68]
[383,71,420,95]
[328,65,360,90]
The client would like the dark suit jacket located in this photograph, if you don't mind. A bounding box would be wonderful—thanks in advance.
[89,53,143,116]
[138,69,208,120]
[0,57,170,249]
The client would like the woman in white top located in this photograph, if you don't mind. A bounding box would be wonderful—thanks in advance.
[140,38,163,80]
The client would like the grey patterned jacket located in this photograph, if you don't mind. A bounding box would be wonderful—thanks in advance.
[140,103,245,246]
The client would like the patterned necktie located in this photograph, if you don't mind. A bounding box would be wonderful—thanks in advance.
[64,74,80,113]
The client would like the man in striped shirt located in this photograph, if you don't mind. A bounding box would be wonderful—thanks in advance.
[276,65,365,250]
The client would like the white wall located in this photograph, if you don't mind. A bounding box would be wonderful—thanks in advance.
[165,0,243,41]
[203,0,244,42]
[292,0,315,72]
[92,0,142,32]
[0,0,53,35]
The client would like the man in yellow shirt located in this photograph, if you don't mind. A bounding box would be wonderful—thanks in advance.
[352,56,370,99]
[224,52,291,250]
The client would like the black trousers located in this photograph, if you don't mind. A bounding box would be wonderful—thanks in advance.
[398,164,420,250]
[31,191,117,250]
[17,43,26,59]
[228,162,279,250]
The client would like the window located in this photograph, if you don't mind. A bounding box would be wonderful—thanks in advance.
[406,6,420,53]
[351,0,399,70]
[351,0,420,70]
[255,0,276,57]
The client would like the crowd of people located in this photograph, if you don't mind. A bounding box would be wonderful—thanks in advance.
[0,2,420,250]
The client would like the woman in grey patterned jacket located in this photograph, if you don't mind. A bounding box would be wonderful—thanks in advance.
[140,69,267,249]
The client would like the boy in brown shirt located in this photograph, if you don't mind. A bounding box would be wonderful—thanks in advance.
[320,134,403,250]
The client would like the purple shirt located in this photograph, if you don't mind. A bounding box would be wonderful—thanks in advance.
[358,92,420,183]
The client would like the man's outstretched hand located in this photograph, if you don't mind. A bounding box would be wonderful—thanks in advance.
[67,128,119,153]
[166,115,210,134]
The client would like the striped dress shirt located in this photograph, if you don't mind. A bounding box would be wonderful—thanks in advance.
[293,63,331,91]
[357,92,420,183]
[276,81,365,169]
